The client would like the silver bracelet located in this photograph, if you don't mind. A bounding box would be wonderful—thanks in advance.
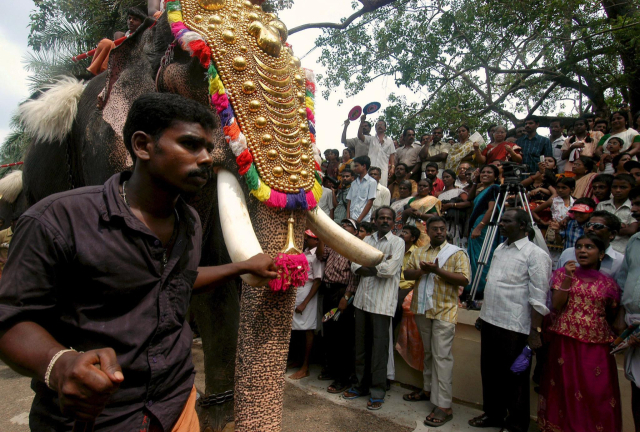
[45,348,77,390]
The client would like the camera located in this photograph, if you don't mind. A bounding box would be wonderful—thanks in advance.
[501,161,529,183]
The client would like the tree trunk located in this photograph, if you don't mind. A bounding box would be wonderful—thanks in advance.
[601,0,640,114]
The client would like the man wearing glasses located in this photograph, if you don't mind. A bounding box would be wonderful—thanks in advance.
[557,210,624,277]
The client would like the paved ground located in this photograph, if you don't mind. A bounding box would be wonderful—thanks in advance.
[0,343,505,432]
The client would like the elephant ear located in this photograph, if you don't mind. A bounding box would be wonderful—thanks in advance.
[98,17,159,144]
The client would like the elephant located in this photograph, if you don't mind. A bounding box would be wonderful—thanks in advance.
[17,1,384,430]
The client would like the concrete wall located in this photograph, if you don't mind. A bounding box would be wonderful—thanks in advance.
[393,309,634,432]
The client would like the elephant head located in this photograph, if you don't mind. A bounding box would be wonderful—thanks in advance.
[20,3,383,430]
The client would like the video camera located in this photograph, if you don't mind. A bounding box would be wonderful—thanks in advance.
[501,161,529,183]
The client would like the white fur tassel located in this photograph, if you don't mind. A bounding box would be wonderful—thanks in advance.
[19,76,85,143]
[0,171,23,204]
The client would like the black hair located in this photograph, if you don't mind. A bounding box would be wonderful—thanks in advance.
[123,93,216,162]
[557,176,576,189]
[442,169,457,181]
[425,162,439,171]
[613,173,636,187]
[402,225,421,242]
[369,166,382,175]
[608,136,625,149]
[330,149,340,157]
[568,118,592,145]
[575,233,606,254]
[486,124,497,135]
[549,118,562,126]
[480,164,501,183]
[127,7,147,21]
[396,163,409,172]
[574,197,596,209]
[432,127,443,133]
[457,124,470,133]
[353,155,371,170]
[594,118,609,130]
[399,180,413,189]
[612,152,631,170]
[418,177,432,188]
[592,174,614,188]
[359,221,374,234]
[376,119,387,128]
[524,115,539,123]
[346,147,355,157]
[577,156,595,172]
[583,113,596,120]
[363,121,372,128]
[629,186,640,201]
[426,215,447,229]
[373,205,395,221]
[590,210,621,233]
[341,168,353,176]
[402,128,416,137]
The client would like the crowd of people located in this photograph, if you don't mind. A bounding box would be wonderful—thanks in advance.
[290,109,640,431]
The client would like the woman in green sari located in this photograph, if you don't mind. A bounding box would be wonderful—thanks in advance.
[465,165,501,300]
[402,178,441,246]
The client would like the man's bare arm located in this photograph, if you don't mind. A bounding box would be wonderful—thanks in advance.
[193,253,277,292]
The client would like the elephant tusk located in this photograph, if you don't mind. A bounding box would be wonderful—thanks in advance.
[307,208,384,267]
[217,168,270,287]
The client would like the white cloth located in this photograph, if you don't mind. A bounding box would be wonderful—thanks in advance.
[346,174,377,222]
[415,243,464,314]
[386,322,395,380]
[292,248,324,331]
[601,128,639,152]
[318,186,334,216]
[372,183,391,215]
[551,196,575,222]
[352,231,405,317]
[364,135,396,187]
[551,135,566,173]
[557,245,624,278]
[625,313,640,386]
[480,237,552,335]
[596,199,635,254]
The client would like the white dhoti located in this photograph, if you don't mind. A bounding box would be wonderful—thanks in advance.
[292,280,318,331]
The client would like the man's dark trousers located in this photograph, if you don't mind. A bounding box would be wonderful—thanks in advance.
[480,320,531,432]
[322,282,355,385]
[354,307,391,400]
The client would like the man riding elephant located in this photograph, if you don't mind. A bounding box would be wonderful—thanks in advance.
[14,0,384,430]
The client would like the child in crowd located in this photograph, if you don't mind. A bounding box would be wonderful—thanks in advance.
[596,174,637,254]
[358,221,374,240]
[550,197,595,251]
[612,152,632,175]
[591,174,613,204]
[533,177,575,228]
[289,230,324,380]
[598,136,623,174]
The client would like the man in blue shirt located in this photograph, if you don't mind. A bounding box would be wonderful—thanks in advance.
[346,156,378,223]
[516,116,552,173]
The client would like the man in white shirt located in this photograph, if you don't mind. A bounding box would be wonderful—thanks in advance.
[368,167,391,215]
[358,116,396,187]
[343,206,405,410]
[557,211,624,277]
[549,119,566,174]
[318,178,336,217]
[346,156,378,223]
[469,209,551,432]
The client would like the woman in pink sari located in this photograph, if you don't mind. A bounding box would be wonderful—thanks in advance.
[538,234,622,432]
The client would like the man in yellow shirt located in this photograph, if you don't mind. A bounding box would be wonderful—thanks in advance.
[403,216,471,427]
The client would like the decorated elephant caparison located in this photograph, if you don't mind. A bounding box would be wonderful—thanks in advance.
[14,0,384,430]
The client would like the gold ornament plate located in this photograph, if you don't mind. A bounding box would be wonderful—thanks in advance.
[182,0,315,193]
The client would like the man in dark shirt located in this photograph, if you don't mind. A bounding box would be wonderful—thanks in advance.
[0,93,276,431]
[516,116,552,173]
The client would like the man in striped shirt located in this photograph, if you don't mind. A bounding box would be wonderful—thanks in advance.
[343,206,405,410]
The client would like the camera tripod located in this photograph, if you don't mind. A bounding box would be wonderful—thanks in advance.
[466,181,536,310]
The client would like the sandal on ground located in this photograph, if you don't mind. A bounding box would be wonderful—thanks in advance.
[343,387,368,400]
[424,407,453,427]
[367,397,384,410]
[402,390,430,402]
[317,372,334,381]
[327,381,348,394]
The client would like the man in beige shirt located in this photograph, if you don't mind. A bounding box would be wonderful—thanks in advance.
[419,127,451,178]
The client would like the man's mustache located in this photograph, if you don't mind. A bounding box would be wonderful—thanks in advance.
[187,167,211,179]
